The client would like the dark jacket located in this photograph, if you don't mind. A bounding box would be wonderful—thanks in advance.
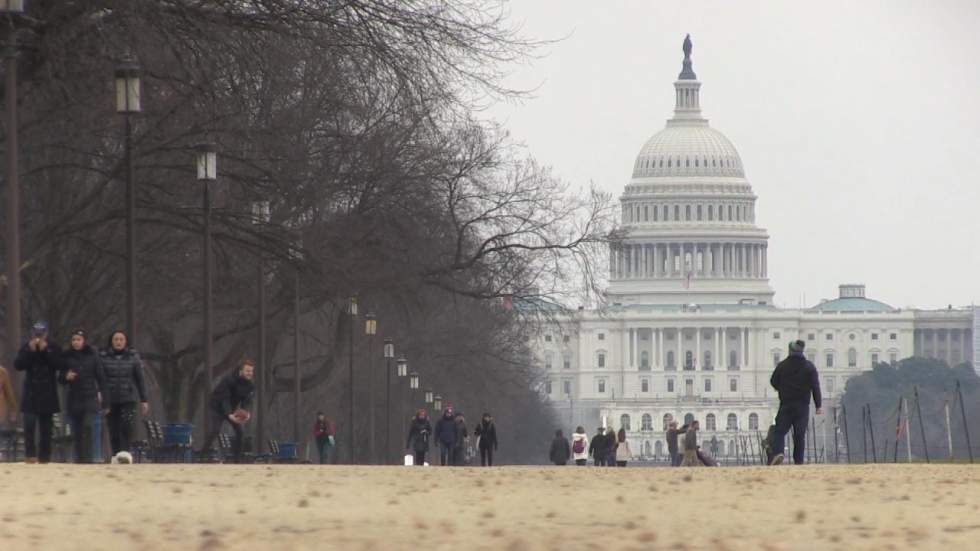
[58,345,107,415]
[101,348,147,405]
[770,352,822,409]
[407,417,433,452]
[435,414,457,447]
[589,432,607,458]
[14,342,64,414]
[666,426,687,453]
[549,435,571,464]
[453,417,468,449]
[209,371,255,416]
[474,420,498,451]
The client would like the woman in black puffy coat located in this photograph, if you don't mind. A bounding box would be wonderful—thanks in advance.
[101,331,148,455]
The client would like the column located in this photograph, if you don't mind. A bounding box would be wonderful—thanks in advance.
[721,326,728,369]
[653,244,661,278]
[695,328,702,371]
[747,326,754,370]
[762,244,768,277]
[715,327,722,369]
[945,329,952,365]
[657,328,664,368]
[621,327,629,371]
[676,327,683,370]
[743,327,749,366]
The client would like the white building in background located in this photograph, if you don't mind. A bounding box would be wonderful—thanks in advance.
[535,36,976,461]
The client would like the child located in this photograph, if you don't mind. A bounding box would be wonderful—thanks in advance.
[681,420,700,467]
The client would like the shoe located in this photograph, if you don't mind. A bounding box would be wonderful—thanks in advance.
[769,453,784,466]
[24,457,38,464]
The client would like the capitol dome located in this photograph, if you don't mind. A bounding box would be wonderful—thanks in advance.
[632,125,745,179]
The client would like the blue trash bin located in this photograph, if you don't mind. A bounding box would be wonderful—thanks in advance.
[162,423,193,446]
[278,442,298,461]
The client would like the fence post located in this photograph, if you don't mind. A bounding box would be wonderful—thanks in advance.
[957,380,974,463]
[903,396,912,463]
[861,405,868,463]
[944,399,954,461]
[893,395,903,463]
[841,403,851,464]
[914,386,930,463]
[833,407,840,463]
[867,404,877,463]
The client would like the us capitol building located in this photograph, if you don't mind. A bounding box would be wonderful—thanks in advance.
[535,36,978,461]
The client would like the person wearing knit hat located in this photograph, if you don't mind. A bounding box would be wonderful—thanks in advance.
[769,339,822,465]
[14,320,63,463]
[59,329,108,463]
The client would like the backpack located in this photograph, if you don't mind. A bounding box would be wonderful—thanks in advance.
[572,437,585,454]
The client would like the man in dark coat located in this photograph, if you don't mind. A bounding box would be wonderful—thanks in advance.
[474,412,498,467]
[588,426,607,466]
[769,340,822,465]
[434,407,458,466]
[14,321,64,463]
[666,420,688,467]
[59,330,108,463]
[199,359,255,463]
[549,429,571,465]
[406,409,433,466]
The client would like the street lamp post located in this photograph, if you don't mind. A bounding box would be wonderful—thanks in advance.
[364,313,377,463]
[115,57,141,343]
[251,201,270,454]
[424,388,434,416]
[2,0,25,364]
[396,356,407,458]
[293,254,301,445]
[195,142,217,438]
[433,395,442,414]
[383,338,394,464]
[347,296,357,463]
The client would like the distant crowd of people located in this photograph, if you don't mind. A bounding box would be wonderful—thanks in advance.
[406,407,498,467]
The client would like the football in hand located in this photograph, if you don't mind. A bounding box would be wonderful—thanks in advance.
[232,409,250,422]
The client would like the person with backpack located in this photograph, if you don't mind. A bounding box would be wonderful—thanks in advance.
[615,428,633,467]
[588,426,607,466]
[473,412,498,467]
[549,429,571,465]
[769,339,822,465]
[406,409,432,466]
[571,426,589,466]
[58,330,108,463]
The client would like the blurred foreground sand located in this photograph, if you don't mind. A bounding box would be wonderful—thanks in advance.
[1,464,979,550]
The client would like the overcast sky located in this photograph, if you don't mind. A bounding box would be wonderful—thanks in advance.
[488,0,979,310]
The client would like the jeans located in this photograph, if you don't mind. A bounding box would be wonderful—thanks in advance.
[23,413,54,462]
[316,437,333,464]
[69,412,94,463]
[414,450,426,466]
[439,445,452,466]
[593,455,606,467]
[772,401,810,464]
[199,409,244,463]
[107,402,138,455]
[670,450,681,466]
[91,413,104,463]
[480,447,494,466]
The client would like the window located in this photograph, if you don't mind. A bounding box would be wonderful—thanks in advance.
[729,378,738,392]
[826,333,833,341]
[705,414,716,431]
[727,413,738,430]
[621,414,631,431]
[826,353,834,368]
[697,205,702,220]
[728,205,733,220]
[704,379,712,392]
[544,352,553,370]
[684,351,694,370]
[871,333,879,341]
[708,205,714,220]
[889,352,898,364]
[871,353,879,365]
[563,335,570,343]
[640,351,650,371]
[641,379,650,393]
[684,413,695,426]
[729,350,738,369]
[598,333,605,341]
[597,352,606,368]
[749,413,759,430]
[563,353,571,370]
[773,332,781,339]
[890,333,897,341]
[545,380,552,394]
[674,205,680,220]
[825,377,835,393]
[773,352,781,367]
[807,333,815,341]
[654,441,662,456]
[704,350,713,370]
[544,334,552,342]
[848,348,857,368]
[641,414,652,431]
[685,379,694,396]
[667,379,675,393]
[597,379,606,393]
[685,205,691,220]
[562,380,571,395]
[662,414,672,431]
[666,351,676,370]
[849,333,856,341]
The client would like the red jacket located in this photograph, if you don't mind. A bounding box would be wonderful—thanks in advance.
[313,419,335,439]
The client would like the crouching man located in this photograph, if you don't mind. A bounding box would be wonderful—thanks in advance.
[199,358,255,463]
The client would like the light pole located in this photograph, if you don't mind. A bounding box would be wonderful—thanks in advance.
[424,388,434,419]
[409,371,420,412]
[115,57,141,343]
[2,0,25,364]
[293,243,302,445]
[364,312,377,464]
[347,296,357,463]
[251,201,270,454]
[396,356,407,458]
[195,142,217,438]
[383,337,394,464]
[433,395,443,414]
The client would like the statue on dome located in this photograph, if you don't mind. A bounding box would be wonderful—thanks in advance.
[683,34,692,60]
[679,34,697,80]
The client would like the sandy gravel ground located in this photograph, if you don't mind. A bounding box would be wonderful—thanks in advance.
[1,463,978,550]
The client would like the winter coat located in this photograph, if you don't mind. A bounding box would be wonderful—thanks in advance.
[474,420,498,451]
[434,414,457,447]
[407,417,433,452]
[616,441,633,462]
[313,419,335,440]
[209,371,255,416]
[100,348,147,405]
[588,432,607,458]
[666,426,687,453]
[770,351,822,408]
[605,433,618,459]
[14,342,64,414]
[571,432,589,461]
[58,345,107,415]
[453,417,468,449]
[0,366,17,423]
[549,436,571,464]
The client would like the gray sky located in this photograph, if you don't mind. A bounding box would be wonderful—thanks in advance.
[489,0,979,309]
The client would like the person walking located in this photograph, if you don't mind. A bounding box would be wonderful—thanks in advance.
[406,409,432,466]
[549,429,571,465]
[681,420,701,467]
[198,358,255,463]
[100,330,148,456]
[434,407,457,466]
[0,363,17,461]
[571,426,589,466]
[604,427,618,468]
[313,411,336,465]
[14,321,64,464]
[666,420,687,467]
[451,412,469,466]
[769,339,822,465]
[58,330,108,463]
[474,412,498,467]
[615,428,633,467]
[588,426,607,466]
